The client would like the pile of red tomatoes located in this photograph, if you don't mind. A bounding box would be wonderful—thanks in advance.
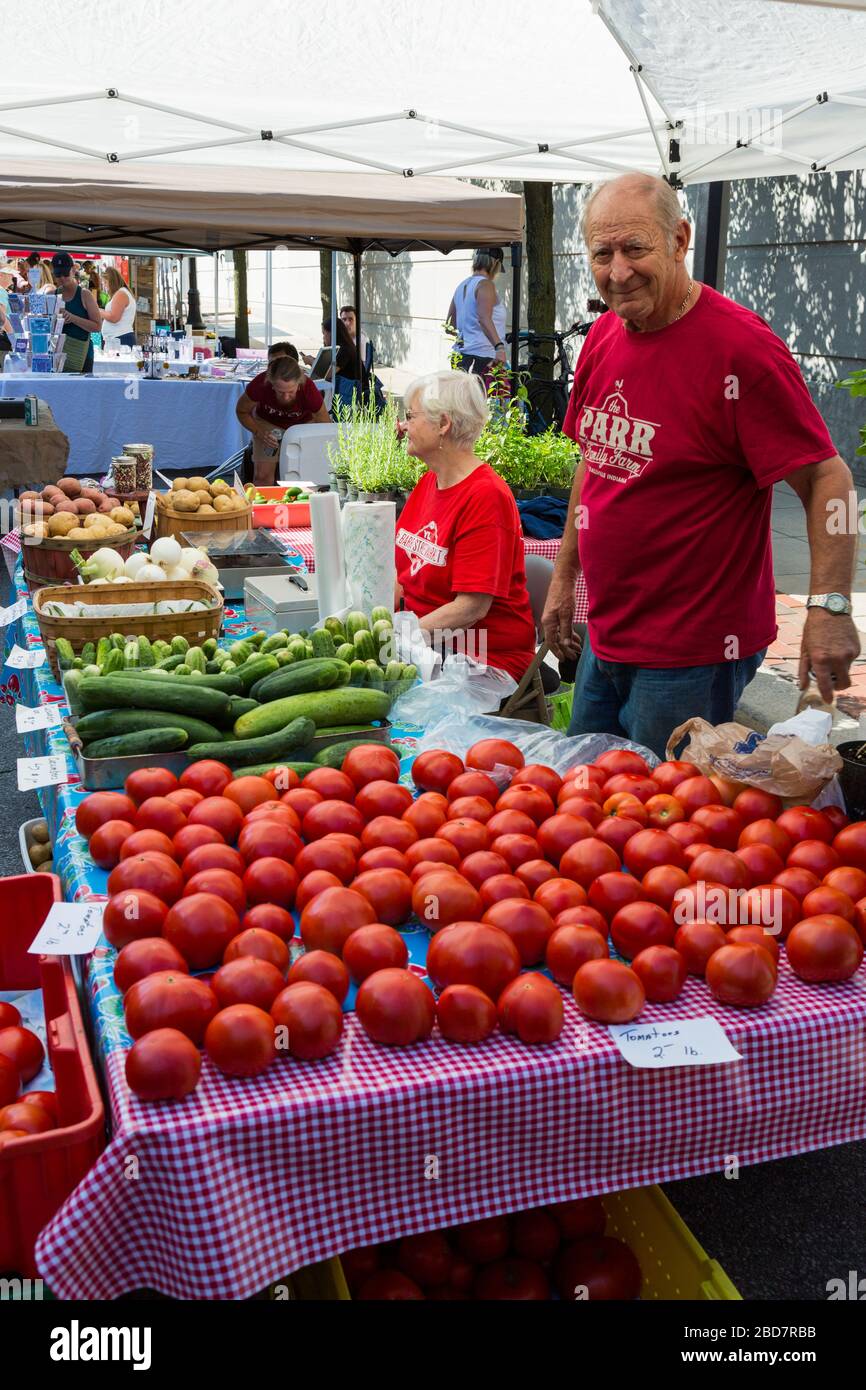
[74,735,866,1101]
[0,1002,55,1147]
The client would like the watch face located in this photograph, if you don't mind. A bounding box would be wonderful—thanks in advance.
[827,594,848,614]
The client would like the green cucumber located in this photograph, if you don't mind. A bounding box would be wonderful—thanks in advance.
[335,642,355,664]
[260,632,288,654]
[110,633,126,651]
[232,760,320,779]
[348,660,368,686]
[75,708,224,744]
[275,649,295,666]
[227,640,253,664]
[345,610,370,639]
[80,643,96,668]
[353,630,376,662]
[137,636,156,668]
[186,646,207,674]
[157,653,187,671]
[95,637,113,671]
[79,675,232,723]
[152,640,172,662]
[202,638,218,659]
[186,671,245,695]
[188,716,315,767]
[287,640,308,661]
[102,648,125,675]
[225,697,259,723]
[248,631,268,649]
[313,737,393,768]
[235,687,391,738]
[383,660,404,683]
[55,638,76,671]
[84,727,189,759]
[83,664,101,679]
[170,635,189,656]
[233,654,280,693]
[364,660,384,690]
[324,617,347,642]
[310,628,336,659]
[250,658,349,703]
[63,670,84,716]
[370,606,392,626]
[174,664,191,676]
[123,640,140,669]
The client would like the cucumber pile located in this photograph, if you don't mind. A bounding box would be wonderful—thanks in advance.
[323,607,417,694]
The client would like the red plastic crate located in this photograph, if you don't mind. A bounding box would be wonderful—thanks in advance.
[0,874,106,1277]
[251,489,312,529]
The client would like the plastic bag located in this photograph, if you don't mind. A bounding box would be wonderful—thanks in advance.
[391,610,442,684]
[666,716,841,804]
[390,654,517,725]
[413,710,658,780]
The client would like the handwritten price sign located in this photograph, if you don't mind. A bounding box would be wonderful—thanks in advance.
[608,1016,742,1069]
[0,598,28,627]
[16,702,62,733]
[17,753,70,791]
[6,643,46,670]
[29,901,105,956]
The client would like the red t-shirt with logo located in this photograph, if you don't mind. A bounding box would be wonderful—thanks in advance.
[563,284,836,667]
[244,371,324,430]
[395,463,536,680]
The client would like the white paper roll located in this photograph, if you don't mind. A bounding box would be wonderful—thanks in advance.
[309,490,347,621]
[342,501,396,614]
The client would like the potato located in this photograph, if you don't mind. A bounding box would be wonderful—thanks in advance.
[29,842,52,867]
[35,861,54,873]
[31,821,50,845]
[19,490,40,503]
[187,477,211,493]
[48,513,77,537]
[74,498,97,515]
[130,501,141,517]
[21,500,54,519]
[111,507,135,527]
[83,513,104,529]
[98,500,115,514]
[66,527,91,540]
[197,503,217,514]
[193,490,212,508]
[57,477,83,498]
[23,523,47,538]
[105,522,128,536]
[211,479,231,495]
[81,487,105,504]
[213,494,235,512]
[172,489,200,512]
[52,500,78,515]
[172,477,190,492]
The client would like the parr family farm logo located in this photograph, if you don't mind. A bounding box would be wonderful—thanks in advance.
[396,521,448,577]
[577,380,658,484]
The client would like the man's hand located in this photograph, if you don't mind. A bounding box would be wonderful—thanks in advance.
[798,607,860,703]
[541,577,580,660]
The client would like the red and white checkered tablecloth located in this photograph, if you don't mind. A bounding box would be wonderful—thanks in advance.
[35,962,866,1300]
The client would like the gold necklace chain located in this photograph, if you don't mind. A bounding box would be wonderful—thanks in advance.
[672,278,694,323]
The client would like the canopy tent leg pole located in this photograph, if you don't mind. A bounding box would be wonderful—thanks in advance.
[353,248,363,385]
[187,256,204,329]
[265,250,273,347]
[213,252,219,350]
[330,251,338,383]
[509,240,523,395]
[691,181,730,291]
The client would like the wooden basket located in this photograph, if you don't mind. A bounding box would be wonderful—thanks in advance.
[21,528,140,594]
[155,493,252,539]
[33,579,224,680]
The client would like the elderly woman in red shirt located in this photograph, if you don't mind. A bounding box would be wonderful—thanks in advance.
[395,369,536,682]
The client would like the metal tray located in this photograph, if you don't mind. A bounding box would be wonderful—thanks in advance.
[299,722,393,757]
[63,718,192,791]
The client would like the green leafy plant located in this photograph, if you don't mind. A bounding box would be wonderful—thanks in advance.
[836,368,866,457]
[328,393,423,493]
[475,391,580,490]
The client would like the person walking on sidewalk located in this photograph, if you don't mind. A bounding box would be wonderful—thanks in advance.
[542,172,860,758]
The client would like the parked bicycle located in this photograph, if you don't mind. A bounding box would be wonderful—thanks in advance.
[506,303,605,434]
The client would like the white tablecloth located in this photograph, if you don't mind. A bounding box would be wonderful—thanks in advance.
[0,375,247,477]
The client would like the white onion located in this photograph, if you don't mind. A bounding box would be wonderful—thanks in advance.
[136,563,168,583]
[163,565,190,581]
[179,546,205,574]
[150,536,183,569]
[124,551,150,579]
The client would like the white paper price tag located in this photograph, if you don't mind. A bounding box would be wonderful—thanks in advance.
[29,901,104,956]
[6,643,46,669]
[234,470,247,503]
[17,753,69,791]
[0,598,28,627]
[143,490,156,538]
[608,1016,742,1069]
[16,702,62,733]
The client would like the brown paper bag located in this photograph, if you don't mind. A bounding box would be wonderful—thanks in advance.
[665,718,841,804]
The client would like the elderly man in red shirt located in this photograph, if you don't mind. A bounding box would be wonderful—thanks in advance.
[542,172,859,757]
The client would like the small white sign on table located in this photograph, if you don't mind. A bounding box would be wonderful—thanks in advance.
[143,490,156,538]
[0,598,28,627]
[609,1016,742,1070]
[29,901,104,956]
[17,753,69,791]
[16,702,62,733]
[6,643,45,669]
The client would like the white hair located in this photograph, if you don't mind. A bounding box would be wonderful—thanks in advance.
[405,370,489,448]
[581,173,686,249]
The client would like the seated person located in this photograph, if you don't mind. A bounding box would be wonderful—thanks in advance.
[236,351,329,487]
[304,320,359,383]
[394,369,536,686]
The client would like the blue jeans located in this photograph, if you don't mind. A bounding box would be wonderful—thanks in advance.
[567,638,766,760]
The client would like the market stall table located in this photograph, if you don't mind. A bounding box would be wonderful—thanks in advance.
[2,569,865,1300]
[0,398,69,488]
[0,375,247,477]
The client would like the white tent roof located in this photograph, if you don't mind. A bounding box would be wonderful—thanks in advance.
[2,0,866,185]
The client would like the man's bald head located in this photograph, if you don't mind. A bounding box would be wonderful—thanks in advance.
[581,173,686,248]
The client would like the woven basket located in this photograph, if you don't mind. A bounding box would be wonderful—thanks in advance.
[155,493,252,539]
[33,579,223,680]
[21,528,140,594]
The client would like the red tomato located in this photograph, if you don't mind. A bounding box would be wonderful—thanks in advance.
[710,776,739,807]
[396,1231,454,1288]
[124,767,178,804]
[674,921,727,974]
[343,744,401,789]
[683,841,715,868]
[0,1101,54,1135]
[482,899,555,965]
[302,800,364,843]
[355,968,435,1045]
[560,782,603,808]
[263,766,299,791]
[188,796,245,844]
[602,774,658,804]
[825,865,866,901]
[124,1028,200,1102]
[165,789,203,817]
[558,797,604,828]
[135,796,187,839]
[352,868,413,926]
[595,816,645,857]
[295,868,343,912]
[705,943,778,1007]
[536,813,595,864]
[294,839,356,883]
[460,850,510,889]
[76,791,138,840]
[595,749,650,778]
[497,785,556,825]
[739,884,799,941]
[124,971,218,1044]
[212,956,285,1011]
[244,802,301,831]
[322,831,361,857]
[511,1209,562,1262]
[786,914,864,982]
[205,1004,276,1076]
[631,945,687,1002]
[622,829,686,877]
[466,739,524,773]
[360,815,418,854]
[787,839,839,878]
[554,1236,642,1301]
[238,819,302,865]
[777,806,834,845]
[610,901,675,958]
[651,760,698,793]
[0,1057,17,1107]
[114,937,189,993]
[356,1270,424,1300]
[735,843,785,886]
[287,949,349,1003]
[688,848,749,890]
[497,974,563,1044]
[562,764,608,793]
[170,822,222,856]
[281,788,323,820]
[412,750,465,794]
[355,780,413,820]
[182,842,245,880]
[489,833,542,871]
[242,857,299,909]
[773,866,821,903]
[643,794,685,829]
[302,767,355,802]
[641,864,691,911]
[18,1090,58,1122]
[411,870,482,930]
[447,770,501,804]
[823,806,850,833]
[560,837,621,888]
[107,852,185,906]
[224,927,290,973]
[832,821,866,870]
[802,885,856,923]
[727,925,780,965]
[546,924,609,985]
[343,924,408,981]
[0,1026,43,1083]
[339,1245,380,1292]
[603,793,648,824]
[89,819,137,869]
[673,776,721,816]
[179,760,233,797]
[510,763,561,801]
[474,1257,550,1300]
[732,787,783,823]
[410,859,460,885]
[436,983,498,1043]
[447,795,494,825]
[356,846,410,875]
[242,903,295,941]
[690,804,744,851]
[486,809,536,839]
[223,777,279,815]
[426,921,521,1000]
[588,872,645,921]
[119,829,176,863]
[163,892,240,969]
[547,1196,606,1241]
[103,889,169,950]
[516,859,559,893]
[573,959,645,1022]
[535,877,587,916]
[737,818,793,858]
[403,796,448,837]
[479,873,530,908]
[183,867,246,918]
[667,821,709,850]
[0,1003,20,1030]
[436,818,489,858]
[300,885,376,954]
[455,1215,511,1264]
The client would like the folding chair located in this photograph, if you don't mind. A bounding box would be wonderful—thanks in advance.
[498,555,557,724]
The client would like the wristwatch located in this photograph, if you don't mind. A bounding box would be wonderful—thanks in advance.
[806,593,853,616]
[493,341,505,350]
